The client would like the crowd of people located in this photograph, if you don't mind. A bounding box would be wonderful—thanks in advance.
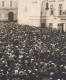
[0,22,66,80]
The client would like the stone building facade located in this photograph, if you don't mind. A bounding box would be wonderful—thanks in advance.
[18,0,66,32]
[0,0,66,32]
[41,0,66,32]
[0,0,18,22]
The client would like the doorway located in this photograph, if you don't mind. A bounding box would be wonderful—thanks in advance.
[58,23,64,33]
[8,12,13,21]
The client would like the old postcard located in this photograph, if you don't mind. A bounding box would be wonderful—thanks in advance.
[0,0,66,80]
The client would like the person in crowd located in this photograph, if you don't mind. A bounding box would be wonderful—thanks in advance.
[0,22,66,80]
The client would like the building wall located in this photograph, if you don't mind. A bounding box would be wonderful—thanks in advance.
[42,0,66,32]
[0,0,66,32]
[18,0,43,27]
[0,0,18,21]
[18,0,66,32]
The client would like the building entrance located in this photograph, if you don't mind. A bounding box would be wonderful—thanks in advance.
[58,23,64,33]
[8,12,13,21]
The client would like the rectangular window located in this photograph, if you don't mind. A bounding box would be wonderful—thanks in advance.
[59,4,63,15]
[50,5,54,15]
[2,1,4,7]
[10,1,12,7]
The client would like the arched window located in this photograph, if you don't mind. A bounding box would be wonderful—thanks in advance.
[8,12,14,21]
[46,2,49,10]
[46,0,49,10]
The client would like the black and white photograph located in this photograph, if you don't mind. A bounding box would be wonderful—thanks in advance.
[0,0,66,80]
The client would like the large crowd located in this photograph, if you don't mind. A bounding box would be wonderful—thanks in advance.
[0,22,66,80]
